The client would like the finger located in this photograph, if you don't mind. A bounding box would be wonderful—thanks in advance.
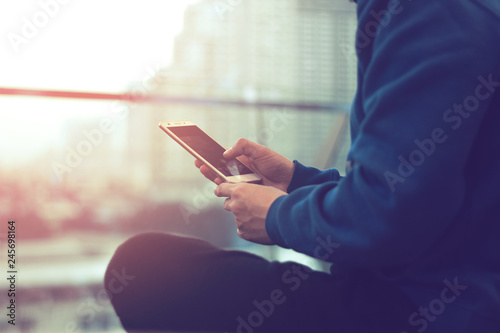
[223,138,259,159]
[200,165,218,182]
[235,155,252,168]
[214,183,236,198]
[194,159,203,169]
[197,162,225,184]
[223,197,232,211]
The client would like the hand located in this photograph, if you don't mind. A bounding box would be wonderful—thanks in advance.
[195,138,295,191]
[215,182,287,245]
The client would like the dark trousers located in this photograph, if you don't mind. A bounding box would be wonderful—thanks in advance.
[104,232,418,333]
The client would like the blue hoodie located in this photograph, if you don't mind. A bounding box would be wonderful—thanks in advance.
[266,0,500,332]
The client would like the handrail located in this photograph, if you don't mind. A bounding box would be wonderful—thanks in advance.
[0,87,349,113]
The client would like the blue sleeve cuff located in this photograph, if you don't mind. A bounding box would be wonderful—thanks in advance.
[265,195,289,248]
[287,160,341,193]
[268,162,342,248]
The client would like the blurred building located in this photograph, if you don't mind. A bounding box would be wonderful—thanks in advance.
[126,0,358,202]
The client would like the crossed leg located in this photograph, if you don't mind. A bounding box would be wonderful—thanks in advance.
[104,232,416,333]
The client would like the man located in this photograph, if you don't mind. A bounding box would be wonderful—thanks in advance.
[105,0,500,332]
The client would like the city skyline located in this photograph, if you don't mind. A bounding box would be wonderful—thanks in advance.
[125,0,357,202]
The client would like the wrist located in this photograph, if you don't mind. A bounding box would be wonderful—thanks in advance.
[283,159,295,190]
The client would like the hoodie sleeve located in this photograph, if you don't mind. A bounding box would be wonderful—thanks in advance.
[265,0,500,268]
[286,161,341,194]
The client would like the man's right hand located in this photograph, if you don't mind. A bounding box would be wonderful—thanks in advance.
[195,138,295,192]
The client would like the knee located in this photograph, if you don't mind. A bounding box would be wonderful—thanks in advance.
[104,232,163,292]
[103,232,216,330]
[104,232,194,298]
[103,233,162,313]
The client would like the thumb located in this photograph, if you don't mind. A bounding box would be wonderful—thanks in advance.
[223,138,261,159]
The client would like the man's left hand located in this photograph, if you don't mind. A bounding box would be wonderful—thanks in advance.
[214,183,287,245]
